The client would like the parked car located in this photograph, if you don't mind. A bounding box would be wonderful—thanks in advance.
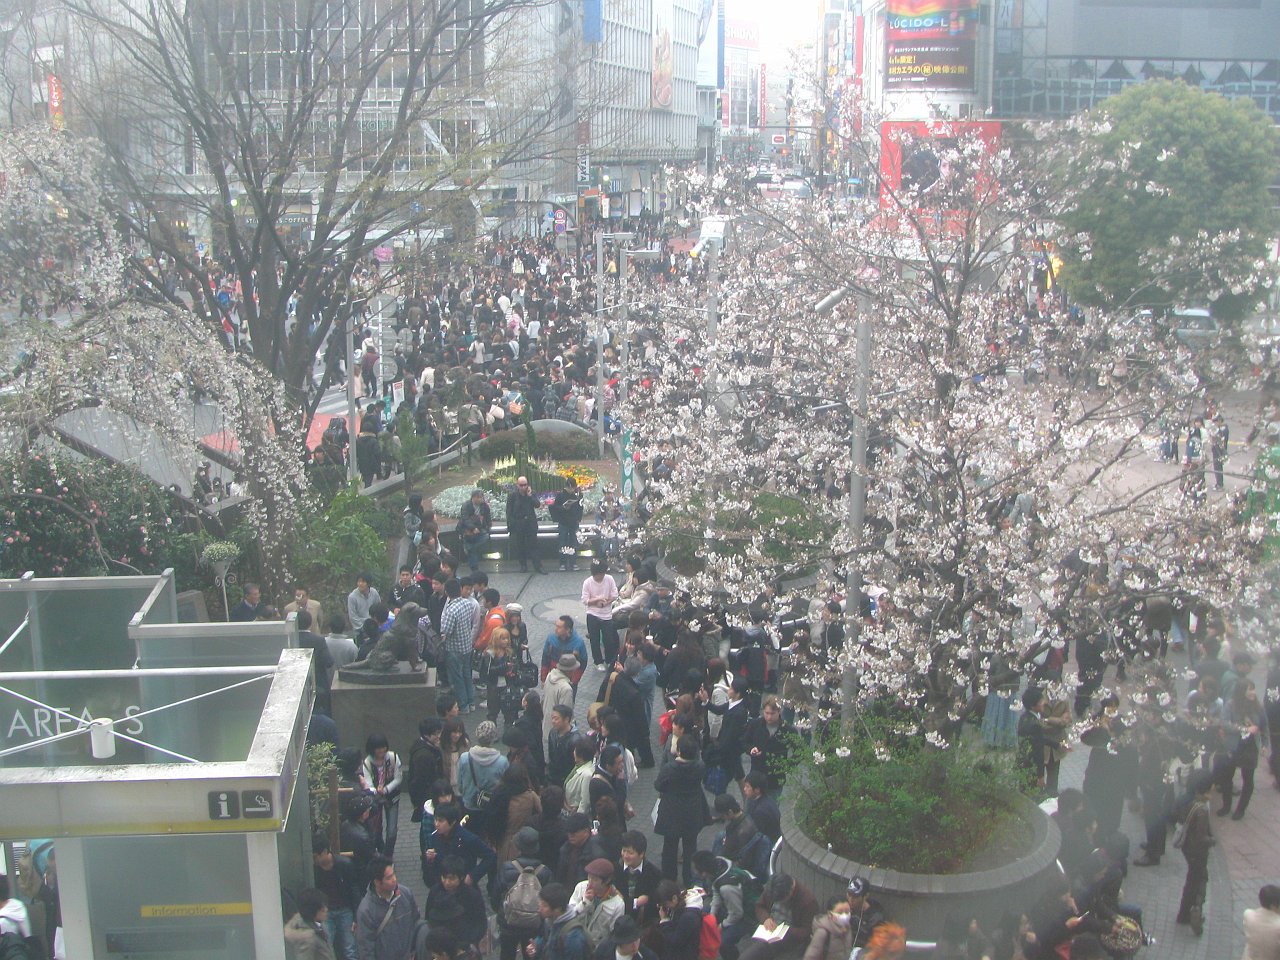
[1170,307,1219,348]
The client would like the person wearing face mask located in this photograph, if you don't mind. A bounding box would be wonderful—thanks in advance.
[802,897,853,960]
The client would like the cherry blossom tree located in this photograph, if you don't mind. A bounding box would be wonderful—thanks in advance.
[0,124,310,589]
[619,119,1278,735]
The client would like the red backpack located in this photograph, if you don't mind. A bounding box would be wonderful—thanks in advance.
[699,913,722,960]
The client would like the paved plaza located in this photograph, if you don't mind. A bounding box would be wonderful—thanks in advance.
[375,563,1277,958]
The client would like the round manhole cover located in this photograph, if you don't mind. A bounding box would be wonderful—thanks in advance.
[531,596,587,623]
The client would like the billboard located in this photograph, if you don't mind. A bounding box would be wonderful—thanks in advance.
[695,0,724,87]
[652,0,675,110]
[885,0,978,90]
[878,120,1002,219]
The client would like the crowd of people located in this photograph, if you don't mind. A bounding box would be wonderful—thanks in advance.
[245,525,1280,960]
[306,232,710,493]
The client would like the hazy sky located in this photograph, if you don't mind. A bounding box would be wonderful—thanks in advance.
[732,0,823,62]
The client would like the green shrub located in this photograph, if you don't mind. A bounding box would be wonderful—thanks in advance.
[791,720,1032,873]
[0,452,188,578]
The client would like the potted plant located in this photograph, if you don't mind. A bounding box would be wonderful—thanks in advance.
[775,718,1060,940]
[201,540,241,620]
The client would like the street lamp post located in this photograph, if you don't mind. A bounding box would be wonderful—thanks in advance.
[619,246,663,407]
[813,288,871,730]
[594,231,635,454]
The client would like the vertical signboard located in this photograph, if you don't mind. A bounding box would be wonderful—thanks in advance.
[758,63,767,128]
[47,75,65,130]
[652,0,675,110]
[885,0,979,90]
[576,120,591,187]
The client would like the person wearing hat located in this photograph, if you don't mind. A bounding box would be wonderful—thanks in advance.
[459,720,510,832]
[495,827,557,960]
[569,858,626,951]
[557,812,610,888]
[543,652,580,740]
[591,914,656,960]
[844,877,889,949]
[505,603,530,651]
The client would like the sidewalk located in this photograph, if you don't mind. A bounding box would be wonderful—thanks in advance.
[381,565,1275,957]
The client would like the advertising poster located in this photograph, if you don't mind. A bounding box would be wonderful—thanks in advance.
[652,0,675,110]
[885,0,978,90]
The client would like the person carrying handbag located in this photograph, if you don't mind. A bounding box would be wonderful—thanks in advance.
[1173,774,1215,936]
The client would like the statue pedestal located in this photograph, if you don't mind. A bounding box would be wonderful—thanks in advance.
[331,664,436,754]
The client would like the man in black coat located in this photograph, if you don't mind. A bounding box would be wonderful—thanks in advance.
[654,737,711,885]
[506,476,544,573]
[408,718,445,823]
[596,663,654,767]
[295,609,335,713]
[742,771,781,846]
[549,478,585,571]
[312,835,363,960]
[701,677,750,788]
[617,831,664,926]
[557,812,609,888]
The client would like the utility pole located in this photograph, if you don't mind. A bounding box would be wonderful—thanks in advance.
[843,300,871,729]
[813,288,870,729]
[346,318,358,486]
[594,231,635,455]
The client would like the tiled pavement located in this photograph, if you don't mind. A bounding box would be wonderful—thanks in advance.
[375,565,1277,958]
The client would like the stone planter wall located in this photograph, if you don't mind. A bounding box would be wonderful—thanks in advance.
[777,792,1061,941]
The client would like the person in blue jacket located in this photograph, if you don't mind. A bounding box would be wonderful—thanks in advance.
[420,802,497,889]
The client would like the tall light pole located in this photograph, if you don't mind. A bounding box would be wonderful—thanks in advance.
[813,288,870,729]
[594,231,634,454]
[619,246,662,407]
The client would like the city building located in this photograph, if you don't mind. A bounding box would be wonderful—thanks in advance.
[841,0,1280,124]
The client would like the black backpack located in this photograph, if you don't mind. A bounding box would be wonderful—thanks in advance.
[0,932,32,960]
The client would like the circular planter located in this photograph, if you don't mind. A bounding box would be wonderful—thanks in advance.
[776,792,1061,941]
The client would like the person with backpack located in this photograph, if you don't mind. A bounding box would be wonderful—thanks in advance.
[495,828,556,960]
[694,851,762,960]
[655,881,703,960]
[528,883,589,960]
[712,796,770,880]
[458,721,509,835]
